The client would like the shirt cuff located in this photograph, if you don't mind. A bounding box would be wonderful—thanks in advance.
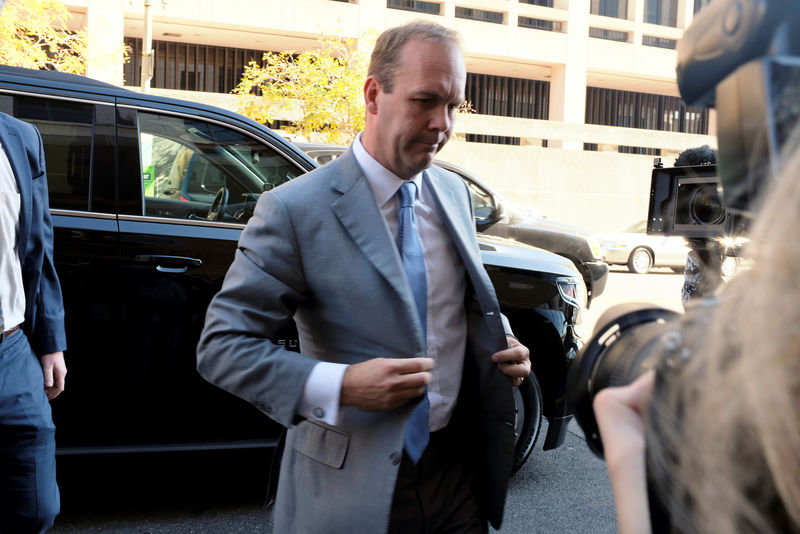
[297,361,348,426]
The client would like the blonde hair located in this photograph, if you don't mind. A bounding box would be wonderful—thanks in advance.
[649,128,800,533]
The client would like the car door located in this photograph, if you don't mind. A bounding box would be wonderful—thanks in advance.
[0,91,122,451]
[632,218,688,267]
[660,235,690,265]
[113,106,306,448]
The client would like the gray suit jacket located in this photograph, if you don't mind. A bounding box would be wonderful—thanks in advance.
[197,147,516,532]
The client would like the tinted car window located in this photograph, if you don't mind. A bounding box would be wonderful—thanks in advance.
[14,95,93,212]
[138,111,304,223]
[465,177,495,221]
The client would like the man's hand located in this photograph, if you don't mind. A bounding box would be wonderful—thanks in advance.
[40,351,67,400]
[340,357,433,411]
[492,336,531,388]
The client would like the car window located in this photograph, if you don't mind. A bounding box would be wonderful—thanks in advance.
[314,152,340,165]
[464,177,495,221]
[13,95,94,212]
[137,111,304,224]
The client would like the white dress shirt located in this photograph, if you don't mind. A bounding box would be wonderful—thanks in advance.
[297,135,468,431]
[0,142,25,331]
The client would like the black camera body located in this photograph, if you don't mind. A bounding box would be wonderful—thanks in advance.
[647,164,730,238]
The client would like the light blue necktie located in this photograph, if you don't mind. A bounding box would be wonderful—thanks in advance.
[398,181,430,464]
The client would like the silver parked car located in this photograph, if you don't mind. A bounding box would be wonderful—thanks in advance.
[596,220,690,274]
[596,220,741,275]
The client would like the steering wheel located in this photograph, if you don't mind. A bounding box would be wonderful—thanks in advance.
[207,187,229,221]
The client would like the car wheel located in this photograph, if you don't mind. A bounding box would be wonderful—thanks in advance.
[512,373,543,474]
[627,248,653,274]
[721,255,738,277]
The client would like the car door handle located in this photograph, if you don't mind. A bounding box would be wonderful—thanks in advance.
[134,254,203,273]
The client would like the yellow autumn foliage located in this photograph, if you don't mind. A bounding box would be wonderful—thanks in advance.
[234,32,376,145]
[0,0,91,73]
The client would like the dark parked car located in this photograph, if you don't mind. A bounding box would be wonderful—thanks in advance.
[297,143,609,307]
[0,64,582,472]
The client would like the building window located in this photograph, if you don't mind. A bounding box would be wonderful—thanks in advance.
[455,7,504,24]
[645,0,677,27]
[642,35,677,49]
[520,0,553,6]
[386,0,441,15]
[589,27,629,42]
[590,0,628,19]
[585,87,709,153]
[519,16,561,32]
[693,0,711,13]
[465,73,549,145]
[125,38,266,94]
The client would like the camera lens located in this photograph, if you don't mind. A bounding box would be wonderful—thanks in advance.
[566,303,680,457]
[690,184,726,224]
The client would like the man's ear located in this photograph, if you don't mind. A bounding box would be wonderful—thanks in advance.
[364,76,381,115]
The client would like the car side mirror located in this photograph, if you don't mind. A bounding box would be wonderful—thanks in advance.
[474,205,500,229]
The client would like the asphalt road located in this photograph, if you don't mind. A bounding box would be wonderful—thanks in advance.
[578,265,686,340]
[49,268,688,533]
[51,419,614,534]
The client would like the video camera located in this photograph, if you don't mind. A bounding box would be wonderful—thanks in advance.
[647,163,731,238]
[567,0,800,457]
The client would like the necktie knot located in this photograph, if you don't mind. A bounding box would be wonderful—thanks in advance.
[399,181,416,209]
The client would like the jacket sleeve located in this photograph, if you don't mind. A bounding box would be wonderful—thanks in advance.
[29,125,67,355]
[196,191,318,428]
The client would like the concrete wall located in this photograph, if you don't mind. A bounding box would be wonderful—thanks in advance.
[439,140,658,233]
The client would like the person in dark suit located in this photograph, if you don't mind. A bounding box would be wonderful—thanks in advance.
[0,110,67,533]
[197,20,531,533]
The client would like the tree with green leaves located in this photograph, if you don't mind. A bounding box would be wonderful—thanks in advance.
[234,32,376,145]
[0,0,91,74]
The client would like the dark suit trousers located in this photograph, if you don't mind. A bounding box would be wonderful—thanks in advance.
[388,422,488,534]
[0,330,60,534]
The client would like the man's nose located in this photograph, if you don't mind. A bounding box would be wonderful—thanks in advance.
[429,105,452,133]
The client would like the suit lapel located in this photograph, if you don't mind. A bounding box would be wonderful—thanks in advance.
[0,114,32,259]
[330,148,414,306]
[424,167,488,292]
[424,169,475,259]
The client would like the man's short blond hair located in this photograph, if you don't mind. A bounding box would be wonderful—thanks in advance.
[368,21,461,93]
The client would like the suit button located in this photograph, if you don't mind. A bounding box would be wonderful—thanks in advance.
[389,452,401,465]
[312,407,325,419]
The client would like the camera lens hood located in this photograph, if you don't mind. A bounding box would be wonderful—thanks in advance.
[567,303,680,457]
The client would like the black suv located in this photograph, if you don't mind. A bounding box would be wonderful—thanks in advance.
[0,65,582,472]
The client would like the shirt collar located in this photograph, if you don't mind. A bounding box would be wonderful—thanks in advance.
[353,132,423,207]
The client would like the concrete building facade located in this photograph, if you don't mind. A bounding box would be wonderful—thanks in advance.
[63,0,717,231]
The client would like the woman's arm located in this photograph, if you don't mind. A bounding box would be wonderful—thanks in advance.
[594,371,656,534]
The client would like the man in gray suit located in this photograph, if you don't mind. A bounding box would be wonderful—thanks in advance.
[197,20,530,533]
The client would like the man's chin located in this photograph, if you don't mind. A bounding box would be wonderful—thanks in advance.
[410,155,435,175]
